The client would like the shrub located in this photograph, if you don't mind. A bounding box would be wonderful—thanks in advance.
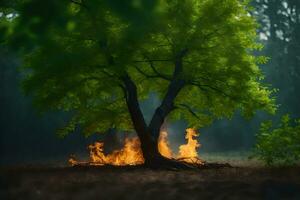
[253,115,300,166]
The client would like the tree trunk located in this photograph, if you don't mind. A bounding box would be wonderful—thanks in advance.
[121,50,187,167]
[121,74,162,165]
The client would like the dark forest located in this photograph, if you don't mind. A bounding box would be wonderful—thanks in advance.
[1,0,300,199]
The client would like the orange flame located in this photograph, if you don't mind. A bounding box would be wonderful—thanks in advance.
[177,128,202,164]
[68,155,78,166]
[158,131,173,158]
[69,128,202,166]
[88,138,144,166]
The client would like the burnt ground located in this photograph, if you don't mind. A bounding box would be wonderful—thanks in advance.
[1,164,300,200]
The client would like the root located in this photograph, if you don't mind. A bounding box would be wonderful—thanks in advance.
[144,155,232,170]
[144,156,194,170]
[70,155,232,170]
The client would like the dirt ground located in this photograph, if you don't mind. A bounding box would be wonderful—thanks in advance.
[1,165,300,200]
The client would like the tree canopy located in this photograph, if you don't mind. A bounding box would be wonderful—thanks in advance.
[3,0,276,138]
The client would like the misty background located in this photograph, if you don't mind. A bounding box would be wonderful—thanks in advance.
[0,0,299,165]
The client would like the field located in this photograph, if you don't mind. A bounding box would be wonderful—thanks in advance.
[1,157,300,200]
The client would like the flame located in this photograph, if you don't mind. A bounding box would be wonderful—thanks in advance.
[158,131,173,158]
[177,128,202,164]
[88,137,144,166]
[68,155,78,166]
[69,128,202,166]
[158,128,202,164]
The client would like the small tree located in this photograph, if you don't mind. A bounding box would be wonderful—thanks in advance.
[254,115,300,166]
[6,0,276,166]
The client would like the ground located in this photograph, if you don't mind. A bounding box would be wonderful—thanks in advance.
[1,153,299,200]
[1,163,300,200]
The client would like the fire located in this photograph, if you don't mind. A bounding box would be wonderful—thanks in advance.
[69,128,202,166]
[177,128,202,164]
[158,128,202,164]
[158,131,173,158]
[68,155,78,166]
[88,138,144,166]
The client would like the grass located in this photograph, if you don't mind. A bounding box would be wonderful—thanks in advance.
[200,151,263,167]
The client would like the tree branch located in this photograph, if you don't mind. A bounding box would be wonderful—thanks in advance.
[177,103,201,120]
[162,33,175,51]
[69,0,89,9]
[133,59,172,63]
[148,49,188,140]
[99,68,115,79]
[133,65,160,79]
[133,56,172,81]
[187,80,236,101]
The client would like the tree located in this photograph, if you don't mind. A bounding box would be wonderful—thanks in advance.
[5,0,276,166]
[252,0,300,116]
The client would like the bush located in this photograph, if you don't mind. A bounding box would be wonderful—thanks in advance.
[253,115,300,166]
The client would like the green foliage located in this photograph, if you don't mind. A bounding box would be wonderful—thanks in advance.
[3,0,276,136]
[253,115,300,166]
